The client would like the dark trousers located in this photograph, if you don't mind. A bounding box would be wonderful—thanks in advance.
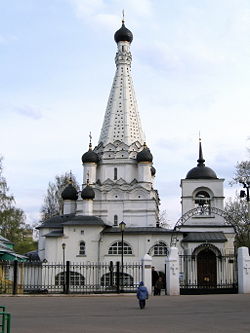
[154,288,161,295]
[139,300,146,309]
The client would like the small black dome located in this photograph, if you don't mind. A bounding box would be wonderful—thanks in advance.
[151,166,156,176]
[186,166,217,179]
[186,140,217,179]
[137,145,153,163]
[81,185,95,200]
[82,145,99,164]
[61,183,78,201]
[114,22,133,43]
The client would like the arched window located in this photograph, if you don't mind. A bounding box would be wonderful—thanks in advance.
[79,241,85,255]
[108,241,132,255]
[153,242,168,256]
[114,215,118,226]
[101,272,133,287]
[114,168,118,180]
[194,190,211,215]
[55,271,84,286]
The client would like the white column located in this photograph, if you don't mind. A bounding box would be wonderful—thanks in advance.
[83,163,97,184]
[237,247,250,294]
[165,247,180,296]
[141,254,152,295]
[82,199,93,216]
[63,200,76,215]
[138,163,152,182]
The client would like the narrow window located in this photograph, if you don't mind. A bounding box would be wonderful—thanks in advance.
[79,241,85,255]
[114,167,117,180]
[114,215,118,226]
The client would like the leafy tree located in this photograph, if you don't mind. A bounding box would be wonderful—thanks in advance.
[14,227,37,254]
[158,209,170,228]
[230,160,250,185]
[224,196,249,248]
[0,156,14,210]
[41,172,79,221]
[226,153,250,248]
[0,156,36,253]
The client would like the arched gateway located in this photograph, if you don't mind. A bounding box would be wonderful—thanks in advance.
[171,207,237,294]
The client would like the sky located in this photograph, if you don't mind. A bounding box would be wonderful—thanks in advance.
[0,0,249,227]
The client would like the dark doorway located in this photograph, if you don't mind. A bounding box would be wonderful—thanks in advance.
[197,249,217,287]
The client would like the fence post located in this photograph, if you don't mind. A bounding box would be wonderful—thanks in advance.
[237,247,250,293]
[65,261,70,294]
[109,261,114,288]
[116,261,120,293]
[141,254,152,295]
[165,247,180,296]
[13,260,18,295]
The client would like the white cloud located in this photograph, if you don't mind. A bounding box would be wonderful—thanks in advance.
[69,0,105,18]
[0,35,5,43]
[94,13,118,28]
[122,0,153,17]
[68,0,154,30]
[13,105,43,120]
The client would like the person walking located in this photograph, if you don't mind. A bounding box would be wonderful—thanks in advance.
[136,281,149,309]
[154,277,163,295]
[152,266,159,295]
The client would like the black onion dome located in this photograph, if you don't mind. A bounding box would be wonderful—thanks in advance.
[81,145,99,164]
[151,166,156,176]
[114,22,133,43]
[186,166,217,179]
[61,183,78,201]
[81,185,95,200]
[137,145,153,163]
[186,141,217,179]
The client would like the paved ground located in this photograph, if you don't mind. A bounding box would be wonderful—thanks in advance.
[1,294,250,333]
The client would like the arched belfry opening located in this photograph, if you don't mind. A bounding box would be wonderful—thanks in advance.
[194,190,211,215]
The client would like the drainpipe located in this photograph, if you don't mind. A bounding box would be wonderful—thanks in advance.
[98,232,103,262]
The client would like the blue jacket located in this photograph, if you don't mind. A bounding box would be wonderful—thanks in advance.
[137,282,148,300]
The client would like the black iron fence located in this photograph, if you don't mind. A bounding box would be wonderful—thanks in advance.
[0,260,142,295]
[179,253,238,294]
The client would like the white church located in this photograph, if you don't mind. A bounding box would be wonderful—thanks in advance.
[37,20,236,292]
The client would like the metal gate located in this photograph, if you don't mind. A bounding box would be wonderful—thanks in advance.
[0,260,142,295]
[179,252,238,294]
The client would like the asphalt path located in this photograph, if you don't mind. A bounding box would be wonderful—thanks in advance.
[1,294,250,333]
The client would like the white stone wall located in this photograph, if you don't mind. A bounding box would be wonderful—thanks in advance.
[100,233,172,269]
[38,228,49,261]
[43,226,103,263]
[238,247,250,294]
[96,160,138,184]
[138,162,152,182]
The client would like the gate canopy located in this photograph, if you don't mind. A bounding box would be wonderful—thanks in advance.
[182,232,227,243]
